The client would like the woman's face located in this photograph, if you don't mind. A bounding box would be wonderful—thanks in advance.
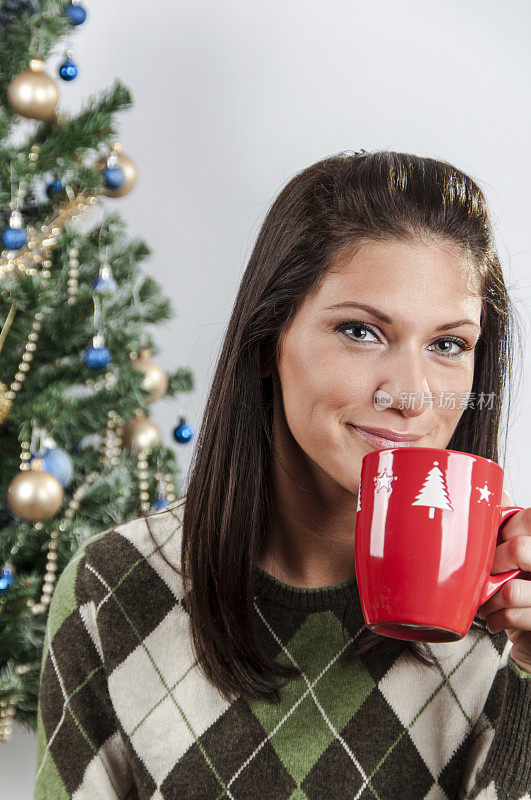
[268,237,483,496]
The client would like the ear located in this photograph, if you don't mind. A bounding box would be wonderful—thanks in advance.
[260,341,275,378]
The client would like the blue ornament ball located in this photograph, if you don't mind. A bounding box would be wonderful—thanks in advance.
[152,497,170,512]
[102,166,125,189]
[84,345,111,369]
[46,179,63,199]
[29,448,74,488]
[2,225,27,250]
[65,2,87,25]
[94,275,117,292]
[173,417,194,444]
[58,55,79,81]
[0,566,14,594]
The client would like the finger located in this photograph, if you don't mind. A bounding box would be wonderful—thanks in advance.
[490,535,531,575]
[497,506,530,543]
[484,607,531,635]
[477,577,531,619]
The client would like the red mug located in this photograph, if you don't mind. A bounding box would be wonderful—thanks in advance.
[354,447,523,642]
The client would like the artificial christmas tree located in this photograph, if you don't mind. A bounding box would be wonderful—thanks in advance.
[0,0,194,742]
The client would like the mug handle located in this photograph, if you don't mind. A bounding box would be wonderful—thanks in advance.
[477,506,524,608]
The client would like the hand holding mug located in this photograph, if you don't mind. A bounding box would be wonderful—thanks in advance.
[476,489,531,674]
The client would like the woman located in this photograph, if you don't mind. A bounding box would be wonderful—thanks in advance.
[35,151,531,800]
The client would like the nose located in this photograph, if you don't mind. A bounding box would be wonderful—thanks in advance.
[374,349,432,418]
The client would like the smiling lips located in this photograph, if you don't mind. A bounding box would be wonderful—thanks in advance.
[348,425,425,449]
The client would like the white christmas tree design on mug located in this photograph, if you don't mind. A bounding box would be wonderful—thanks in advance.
[412,460,453,519]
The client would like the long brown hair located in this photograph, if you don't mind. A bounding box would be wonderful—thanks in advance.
[149,150,524,705]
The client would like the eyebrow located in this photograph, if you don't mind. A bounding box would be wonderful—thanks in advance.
[324,302,481,331]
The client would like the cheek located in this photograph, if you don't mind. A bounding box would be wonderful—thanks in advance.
[279,341,366,439]
[430,362,476,419]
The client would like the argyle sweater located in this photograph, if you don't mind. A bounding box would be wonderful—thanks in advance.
[34,500,531,800]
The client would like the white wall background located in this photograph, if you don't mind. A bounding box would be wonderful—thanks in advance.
[2,0,530,795]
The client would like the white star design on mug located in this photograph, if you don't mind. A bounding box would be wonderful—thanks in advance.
[374,468,397,493]
[477,482,492,503]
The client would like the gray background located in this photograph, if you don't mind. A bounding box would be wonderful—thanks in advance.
[2,0,530,795]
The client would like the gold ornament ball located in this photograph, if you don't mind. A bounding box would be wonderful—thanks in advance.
[96,143,138,197]
[121,414,161,453]
[7,459,64,522]
[7,59,59,120]
[0,382,12,424]
[132,350,168,403]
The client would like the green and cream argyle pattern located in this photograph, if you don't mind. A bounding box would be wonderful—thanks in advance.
[34,501,531,800]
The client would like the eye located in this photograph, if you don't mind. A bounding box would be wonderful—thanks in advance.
[431,339,470,358]
[336,322,379,343]
[334,320,475,360]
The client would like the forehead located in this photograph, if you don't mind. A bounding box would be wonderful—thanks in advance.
[312,238,482,318]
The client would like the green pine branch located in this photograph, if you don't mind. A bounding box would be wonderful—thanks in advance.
[0,79,133,198]
[30,79,133,158]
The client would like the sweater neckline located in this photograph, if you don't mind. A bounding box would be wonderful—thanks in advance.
[252,564,358,612]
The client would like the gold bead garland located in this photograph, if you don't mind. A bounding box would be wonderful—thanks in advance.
[99,410,123,467]
[135,452,175,514]
[137,448,151,513]
[136,452,176,514]
[0,663,30,744]
[28,143,40,164]
[3,311,44,407]
[155,471,176,508]
[66,246,79,304]
[0,185,99,279]
[0,695,17,743]
[4,411,125,619]
[84,369,117,395]
[0,184,100,421]
[0,382,12,423]
[9,410,133,619]
[26,470,99,616]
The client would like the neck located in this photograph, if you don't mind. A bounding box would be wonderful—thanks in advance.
[257,454,358,589]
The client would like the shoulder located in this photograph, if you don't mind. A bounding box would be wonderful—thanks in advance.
[46,499,190,679]
[51,498,187,623]
[80,498,187,605]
